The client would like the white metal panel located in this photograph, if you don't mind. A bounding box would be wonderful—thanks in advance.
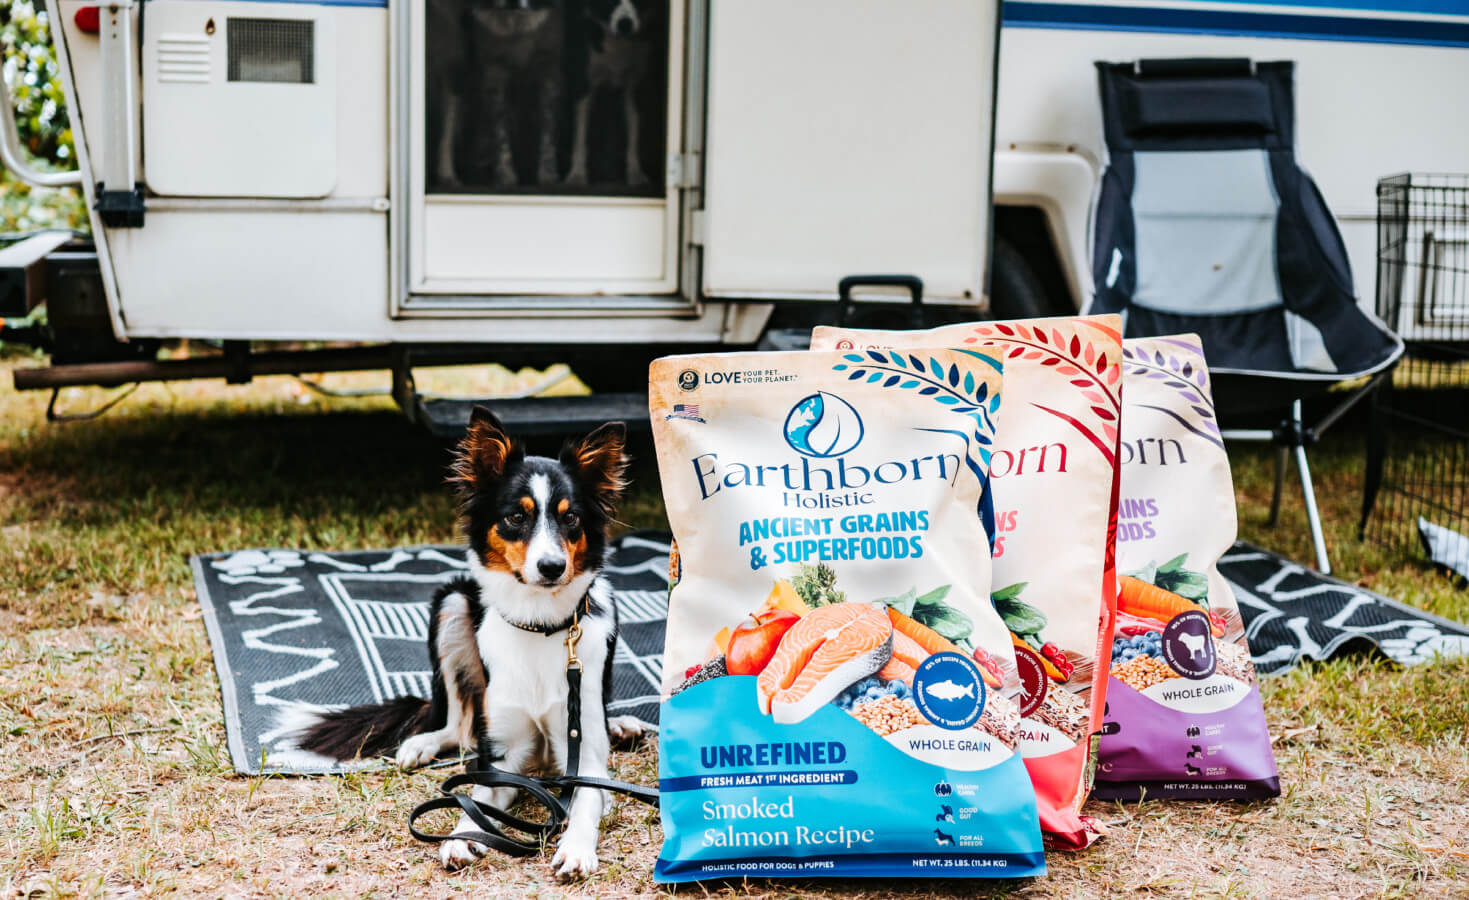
[422,198,669,287]
[106,210,742,342]
[702,0,999,302]
[142,1,337,197]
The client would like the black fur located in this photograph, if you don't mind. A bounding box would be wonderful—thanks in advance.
[297,577,487,762]
[297,696,435,761]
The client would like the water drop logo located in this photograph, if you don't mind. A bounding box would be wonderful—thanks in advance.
[783,392,864,457]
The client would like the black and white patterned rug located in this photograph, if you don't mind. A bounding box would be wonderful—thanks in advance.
[192,532,672,775]
[1220,542,1469,676]
[194,532,1467,775]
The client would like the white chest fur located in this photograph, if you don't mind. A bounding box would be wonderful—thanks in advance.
[473,580,613,764]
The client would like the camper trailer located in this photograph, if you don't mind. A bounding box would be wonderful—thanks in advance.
[3,0,1467,428]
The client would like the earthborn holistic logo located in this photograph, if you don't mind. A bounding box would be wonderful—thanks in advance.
[783,392,864,458]
[677,369,699,392]
[912,652,986,730]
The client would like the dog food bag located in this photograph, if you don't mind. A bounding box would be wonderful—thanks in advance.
[1093,334,1280,801]
[813,316,1123,850]
[649,349,1045,882]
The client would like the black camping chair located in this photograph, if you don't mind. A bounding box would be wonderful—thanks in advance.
[1086,58,1403,574]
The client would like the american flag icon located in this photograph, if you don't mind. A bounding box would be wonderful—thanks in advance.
[666,403,705,422]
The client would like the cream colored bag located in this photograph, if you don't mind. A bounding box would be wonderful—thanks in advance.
[812,316,1122,849]
[1094,334,1279,801]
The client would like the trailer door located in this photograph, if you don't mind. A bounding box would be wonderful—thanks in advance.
[701,0,999,304]
[400,0,684,307]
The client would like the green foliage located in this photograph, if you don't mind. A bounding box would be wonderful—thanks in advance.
[791,562,846,608]
[2,0,72,166]
[0,1,85,231]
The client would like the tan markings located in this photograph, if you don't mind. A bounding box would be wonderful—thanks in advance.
[566,424,630,516]
[566,532,591,577]
[520,496,536,513]
[449,416,515,494]
[458,692,482,747]
[557,498,570,515]
[484,524,528,577]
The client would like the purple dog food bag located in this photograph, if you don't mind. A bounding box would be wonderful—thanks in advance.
[1094,334,1280,801]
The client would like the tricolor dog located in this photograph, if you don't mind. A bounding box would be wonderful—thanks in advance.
[291,407,641,878]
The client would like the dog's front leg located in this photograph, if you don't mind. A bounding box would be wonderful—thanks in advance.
[439,739,535,870]
[537,71,563,186]
[550,708,612,878]
[488,75,519,188]
[622,86,648,187]
[564,92,593,187]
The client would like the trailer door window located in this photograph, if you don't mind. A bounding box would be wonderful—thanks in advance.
[407,0,683,300]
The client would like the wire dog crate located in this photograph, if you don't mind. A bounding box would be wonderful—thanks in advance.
[1362,174,1469,559]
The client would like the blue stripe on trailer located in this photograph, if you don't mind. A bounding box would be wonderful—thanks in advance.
[1003,2,1469,48]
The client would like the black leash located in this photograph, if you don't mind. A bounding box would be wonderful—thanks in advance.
[408,610,659,858]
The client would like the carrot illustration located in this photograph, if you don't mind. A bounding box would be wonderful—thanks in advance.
[1118,576,1223,636]
[1010,632,1067,682]
[886,607,960,657]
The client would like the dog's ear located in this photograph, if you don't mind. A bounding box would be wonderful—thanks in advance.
[561,421,629,516]
[451,406,519,494]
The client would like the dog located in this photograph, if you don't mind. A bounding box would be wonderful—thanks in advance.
[1185,763,1203,777]
[565,0,655,187]
[430,0,566,189]
[1178,630,1210,660]
[933,828,955,846]
[289,407,641,878]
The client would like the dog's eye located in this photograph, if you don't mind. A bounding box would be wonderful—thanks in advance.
[563,511,580,529]
[505,511,527,527]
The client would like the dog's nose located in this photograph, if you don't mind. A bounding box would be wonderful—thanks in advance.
[537,558,567,581]
[615,17,636,35]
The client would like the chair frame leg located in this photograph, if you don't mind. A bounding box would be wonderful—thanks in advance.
[1293,435,1332,575]
[1268,445,1289,526]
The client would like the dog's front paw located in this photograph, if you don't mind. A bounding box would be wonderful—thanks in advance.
[563,167,588,187]
[395,734,442,770]
[607,715,646,745]
[440,838,486,871]
[551,835,599,880]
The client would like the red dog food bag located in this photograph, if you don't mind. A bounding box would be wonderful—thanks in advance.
[1094,334,1280,801]
[813,315,1124,849]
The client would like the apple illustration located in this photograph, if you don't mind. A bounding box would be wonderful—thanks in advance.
[726,609,800,676]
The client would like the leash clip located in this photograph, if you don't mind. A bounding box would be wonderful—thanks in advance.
[565,620,583,672]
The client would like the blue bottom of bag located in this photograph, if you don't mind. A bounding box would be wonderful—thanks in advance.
[654,676,1045,882]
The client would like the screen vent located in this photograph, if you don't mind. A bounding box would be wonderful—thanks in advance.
[227,18,314,84]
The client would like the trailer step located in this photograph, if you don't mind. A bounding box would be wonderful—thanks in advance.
[415,393,651,438]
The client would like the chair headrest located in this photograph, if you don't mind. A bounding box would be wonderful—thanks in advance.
[1097,59,1295,152]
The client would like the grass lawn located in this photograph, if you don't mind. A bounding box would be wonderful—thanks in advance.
[0,359,1465,899]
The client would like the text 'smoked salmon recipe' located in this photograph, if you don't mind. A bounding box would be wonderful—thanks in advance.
[649,348,1045,882]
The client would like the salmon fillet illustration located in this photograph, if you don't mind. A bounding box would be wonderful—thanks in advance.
[877,629,928,685]
[757,602,893,724]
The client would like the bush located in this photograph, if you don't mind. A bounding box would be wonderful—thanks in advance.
[0,0,86,232]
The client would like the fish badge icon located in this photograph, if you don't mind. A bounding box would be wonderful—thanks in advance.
[923,680,976,703]
[912,652,986,731]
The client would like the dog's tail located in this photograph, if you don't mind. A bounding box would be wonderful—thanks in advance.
[291,697,434,761]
